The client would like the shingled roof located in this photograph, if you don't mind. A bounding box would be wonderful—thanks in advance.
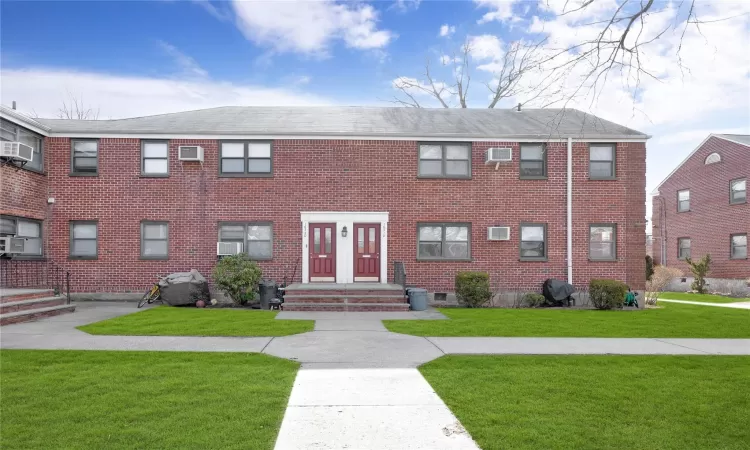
[32,106,648,140]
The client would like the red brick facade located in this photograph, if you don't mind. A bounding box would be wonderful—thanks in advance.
[4,134,648,293]
[652,136,749,279]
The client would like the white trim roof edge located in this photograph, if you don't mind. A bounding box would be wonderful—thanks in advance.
[0,106,51,135]
[650,134,750,196]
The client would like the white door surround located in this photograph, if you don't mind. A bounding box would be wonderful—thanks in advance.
[301,212,389,284]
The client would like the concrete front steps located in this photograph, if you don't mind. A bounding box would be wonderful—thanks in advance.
[0,289,76,326]
[283,283,409,312]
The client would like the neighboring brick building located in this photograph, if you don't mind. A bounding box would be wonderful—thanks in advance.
[652,134,749,279]
[1,105,649,299]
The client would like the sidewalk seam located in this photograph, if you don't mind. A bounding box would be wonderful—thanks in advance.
[260,337,275,354]
[422,336,446,357]
[651,338,714,355]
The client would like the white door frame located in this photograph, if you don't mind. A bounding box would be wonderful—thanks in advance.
[301,211,389,284]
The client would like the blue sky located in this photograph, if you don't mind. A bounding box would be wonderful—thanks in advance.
[1,0,749,210]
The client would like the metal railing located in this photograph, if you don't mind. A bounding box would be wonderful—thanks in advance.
[0,258,71,304]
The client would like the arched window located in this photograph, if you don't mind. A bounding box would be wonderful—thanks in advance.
[705,152,721,164]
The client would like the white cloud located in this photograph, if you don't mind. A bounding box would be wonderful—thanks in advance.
[439,24,455,37]
[439,54,460,65]
[390,0,421,12]
[466,34,503,60]
[230,0,395,56]
[1,68,334,119]
[157,40,208,79]
[475,0,520,24]
[191,0,232,21]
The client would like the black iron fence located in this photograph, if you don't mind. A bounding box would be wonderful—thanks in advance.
[0,258,71,304]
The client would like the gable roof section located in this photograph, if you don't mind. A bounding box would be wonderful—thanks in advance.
[0,105,51,135]
[34,106,649,140]
[651,133,750,195]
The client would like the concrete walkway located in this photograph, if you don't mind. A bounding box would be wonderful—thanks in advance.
[2,302,750,450]
[658,299,750,309]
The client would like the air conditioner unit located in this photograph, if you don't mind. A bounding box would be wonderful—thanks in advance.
[217,242,243,256]
[487,226,510,241]
[0,237,26,254]
[178,145,204,162]
[1,142,34,163]
[485,147,512,164]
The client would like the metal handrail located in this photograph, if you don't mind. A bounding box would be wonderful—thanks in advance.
[0,258,71,303]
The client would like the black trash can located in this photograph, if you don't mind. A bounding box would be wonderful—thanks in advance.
[258,280,277,310]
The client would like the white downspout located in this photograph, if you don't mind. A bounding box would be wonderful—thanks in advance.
[567,137,573,285]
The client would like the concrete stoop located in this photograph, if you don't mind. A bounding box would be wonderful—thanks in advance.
[283,283,409,312]
[0,289,76,326]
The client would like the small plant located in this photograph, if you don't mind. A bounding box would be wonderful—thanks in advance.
[455,271,492,308]
[685,254,711,294]
[212,254,263,306]
[588,279,627,310]
[645,255,654,282]
[522,292,546,308]
[645,266,683,305]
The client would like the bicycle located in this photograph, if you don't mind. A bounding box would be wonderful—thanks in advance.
[138,278,163,308]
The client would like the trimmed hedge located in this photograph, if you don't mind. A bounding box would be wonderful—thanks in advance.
[522,293,547,308]
[455,271,492,308]
[589,279,628,310]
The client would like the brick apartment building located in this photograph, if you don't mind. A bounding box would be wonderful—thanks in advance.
[652,134,749,279]
[1,105,649,301]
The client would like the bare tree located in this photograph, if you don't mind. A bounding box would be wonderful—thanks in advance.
[645,266,683,306]
[57,93,100,120]
[393,0,723,109]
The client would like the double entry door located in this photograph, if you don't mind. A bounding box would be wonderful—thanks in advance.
[308,223,380,282]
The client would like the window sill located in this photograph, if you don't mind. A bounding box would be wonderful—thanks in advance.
[5,256,46,261]
[140,256,169,261]
[69,172,99,177]
[589,258,618,262]
[588,177,618,181]
[729,257,748,260]
[677,210,690,213]
[519,176,548,180]
[69,256,98,260]
[729,201,747,206]
[140,174,169,178]
[416,176,472,180]
[519,257,548,262]
[3,163,45,175]
[218,173,273,178]
[416,258,472,262]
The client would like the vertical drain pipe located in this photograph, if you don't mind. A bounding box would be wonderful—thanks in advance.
[567,137,573,285]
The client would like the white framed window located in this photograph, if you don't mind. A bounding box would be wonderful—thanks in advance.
[520,223,547,261]
[678,238,691,260]
[677,189,690,212]
[589,224,616,261]
[219,141,273,177]
[730,178,746,204]
[417,223,470,260]
[418,143,471,178]
[141,141,169,176]
[731,234,747,260]
[70,221,98,259]
[589,144,615,179]
[0,216,42,256]
[141,221,169,259]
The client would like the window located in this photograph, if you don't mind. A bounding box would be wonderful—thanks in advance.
[0,119,43,172]
[730,178,746,204]
[589,224,616,260]
[520,143,546,178]
[417,223,470,260]
[731,234,747,259]
[418,143,471,178]
[141,221,168,259]
[141,141,169,176]
[0,216,42,256]
[589,144,615,179]
[704,152,721,164]
[219,141,272,176]
[677,189,690,212]
[71,140,99,175]
[520,223,547,260]
[70,221,98,259]
[218,222,273,260]
[678,238,691,260]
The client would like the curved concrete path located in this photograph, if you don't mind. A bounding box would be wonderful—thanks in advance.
[2,302,749,450]
[658,299,750,309]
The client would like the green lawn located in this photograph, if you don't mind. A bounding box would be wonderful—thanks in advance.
[659,291,750,303]
[78,306,314,336]
[384,303,750,338]
[421,355,750,450]
[0,350,299,450]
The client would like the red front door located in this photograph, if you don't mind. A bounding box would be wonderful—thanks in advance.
[354,223,380,282]
[309,223,336,282]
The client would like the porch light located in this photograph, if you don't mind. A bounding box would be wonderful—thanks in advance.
[341,226,348,237]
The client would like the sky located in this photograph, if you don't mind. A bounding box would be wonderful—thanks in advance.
[1,0,749,222]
